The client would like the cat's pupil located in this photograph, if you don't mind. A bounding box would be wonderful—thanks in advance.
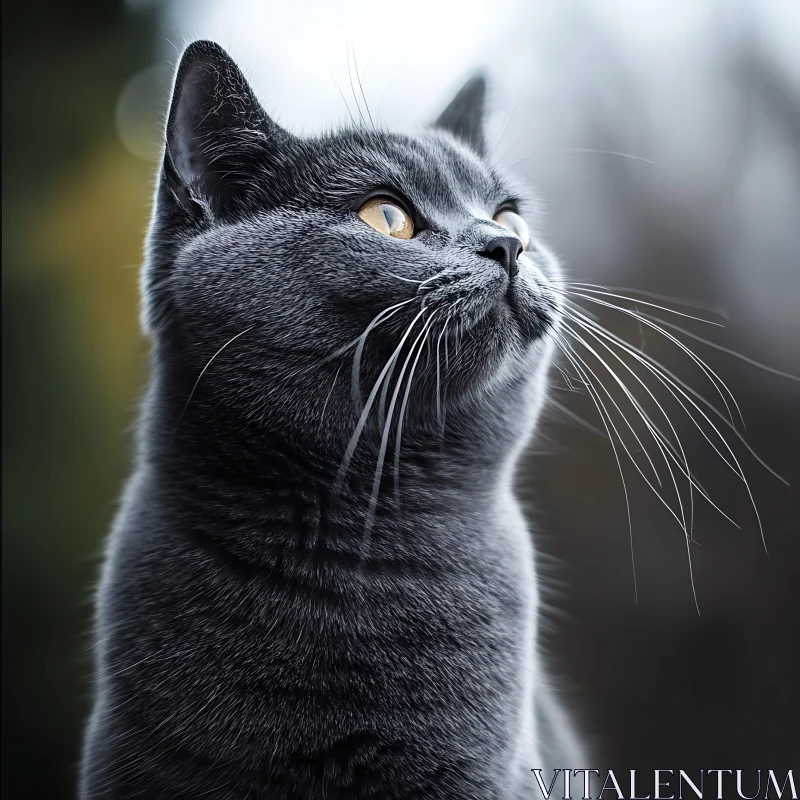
[383,204,405,234]
[357,197,414,239]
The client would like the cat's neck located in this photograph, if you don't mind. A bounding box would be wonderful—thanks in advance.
[144,352,532,490]
[139,365,528,550]
[138,395,521,574]
[146,400,506,511]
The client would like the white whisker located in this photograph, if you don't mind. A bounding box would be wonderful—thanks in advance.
[561,309,738,531]
[552,333,639,606]
[567,291,743,429]
[320,363,344,423]
[323,297,414,366]
[350,297,416,405]
[560,321,665,489]
[558,330,702,613]
[563,304,769,551]
[636,311,800,383]
[564,313,698,541]
[568,287,724,327]
[363,312,438,556]
[566,298,786,484]
[173,325,257,435]
[435,319,447,427]
[337,306,427,488]
[564,281,729,318]
[394,312,440,502]
[547,397,607,438]
[559,326,689,536]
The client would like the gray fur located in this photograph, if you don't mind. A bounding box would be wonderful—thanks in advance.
[80,40,585,799]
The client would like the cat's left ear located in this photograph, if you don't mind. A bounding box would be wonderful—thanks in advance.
[433,74,487,157]
[163,40,290,217]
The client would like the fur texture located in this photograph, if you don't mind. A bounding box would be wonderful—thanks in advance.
[81,40,584,799]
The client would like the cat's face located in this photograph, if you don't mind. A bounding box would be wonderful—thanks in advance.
[145,41,562,454]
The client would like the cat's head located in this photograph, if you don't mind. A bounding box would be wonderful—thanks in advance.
[145,41,562,463]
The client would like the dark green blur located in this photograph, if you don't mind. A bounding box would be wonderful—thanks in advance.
[3,3,156,796]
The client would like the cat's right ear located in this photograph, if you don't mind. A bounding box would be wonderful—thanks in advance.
[433,74,488,157]
[163,41,286,217]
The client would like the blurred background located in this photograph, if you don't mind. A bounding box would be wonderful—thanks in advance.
[3,0,799,796]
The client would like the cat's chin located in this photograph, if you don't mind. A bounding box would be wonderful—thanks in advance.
[464,277,559,350]
[421,261,559,348]
[506,281,560,344]
[428,297,556,404]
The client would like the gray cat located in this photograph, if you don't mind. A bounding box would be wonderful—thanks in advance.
[80,40,585,799]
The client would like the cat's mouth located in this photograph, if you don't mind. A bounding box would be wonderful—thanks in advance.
[505,274,561,340]
[417,259,560,348]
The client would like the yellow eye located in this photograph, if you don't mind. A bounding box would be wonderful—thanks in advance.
[493,209,530,250]
[358,197,414,240]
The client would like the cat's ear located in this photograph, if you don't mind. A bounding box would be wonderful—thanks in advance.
[163,40,287,216]
[433,74,487,157]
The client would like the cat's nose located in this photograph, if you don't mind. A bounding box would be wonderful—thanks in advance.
[480,236,522,280]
